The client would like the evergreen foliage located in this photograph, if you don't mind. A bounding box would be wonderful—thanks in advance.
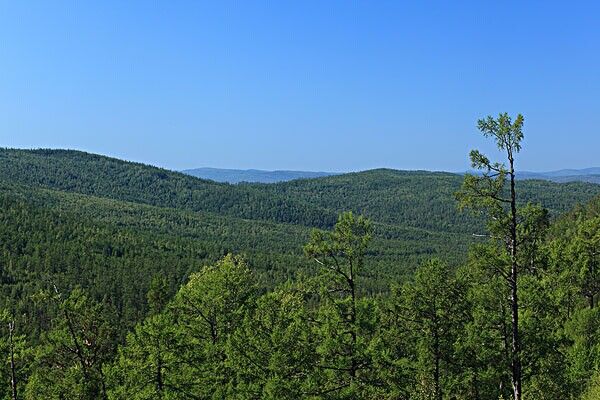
[0,142,597,398]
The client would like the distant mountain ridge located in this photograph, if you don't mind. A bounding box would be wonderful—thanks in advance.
[184,166,600,185]
[516,168,600,184]
[182,167,336,183]
[520,167,600,178]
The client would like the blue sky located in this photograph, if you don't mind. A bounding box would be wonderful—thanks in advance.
[1,1,599,172]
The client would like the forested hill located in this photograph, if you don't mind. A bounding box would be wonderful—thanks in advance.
[258,168,600,233]
[0,148,337,228]
[1,148,599,236]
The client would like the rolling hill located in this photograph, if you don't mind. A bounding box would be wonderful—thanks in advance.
[2,149,599,234]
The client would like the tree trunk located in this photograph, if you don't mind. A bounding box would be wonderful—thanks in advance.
[472,369,480,400]
[509,154,522,400]
[588,255,596,309]
[8,320,17,400]
[157,350,164,398]
[349,259,357,380]
[64,308,90,380]
[510,271,521,400]
[433,327,441,400]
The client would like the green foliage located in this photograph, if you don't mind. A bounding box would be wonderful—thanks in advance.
[226,285,318,399]
[304,212,376,398]
[106,313,181,400]
[457,113,524,220]
[169,255,258,399]
[399,259,469,400]
[567,217,600,308]
[107,255,258,399]
[456,113,533,400]
[25,288,116,399]
[0,310,32,400]
[305,211,372,297]
[146,275,170,316]
[4,201,600,399]
[0,148,598,398]
[581,371,600,400]
[477,113,524,152]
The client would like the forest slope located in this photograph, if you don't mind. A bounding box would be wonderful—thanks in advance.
[0,180,473,335]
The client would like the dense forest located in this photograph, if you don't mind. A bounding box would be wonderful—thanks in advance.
[0,114,599,399]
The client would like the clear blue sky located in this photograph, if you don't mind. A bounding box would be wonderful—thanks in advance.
[1,1,599,172]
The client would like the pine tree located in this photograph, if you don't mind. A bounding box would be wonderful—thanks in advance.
[106,312,182,400]
[226,284,318,399]
[457,113,526,400]
[399,259,469,400]
[304,211,375,398]
[26,288,116,400]
[170,254,258,399]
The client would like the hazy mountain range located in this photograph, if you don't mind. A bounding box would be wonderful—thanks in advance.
[516,168,600,184]
[183,166,600,184]
[182,167,337,183]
